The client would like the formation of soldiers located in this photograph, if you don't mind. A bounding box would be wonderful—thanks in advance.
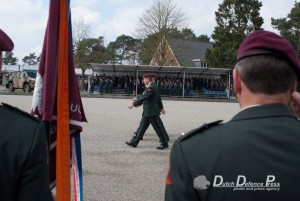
[88,74,227,96]
[89,74,114,94]
[155,77,226,96]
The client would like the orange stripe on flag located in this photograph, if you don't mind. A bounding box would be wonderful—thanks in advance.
[56,0,70,200]
[165,164,172,185]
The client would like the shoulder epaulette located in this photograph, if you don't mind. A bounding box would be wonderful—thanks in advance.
[179,120,223,141]
[1,102,40,122]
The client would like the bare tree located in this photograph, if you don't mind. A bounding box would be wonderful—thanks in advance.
[72,19,90,50]
[135,0,187,39]
[72,19,91,90]
[135,0,187,65]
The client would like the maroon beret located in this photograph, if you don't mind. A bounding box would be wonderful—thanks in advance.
[143,73,156,78]
[0,29,14,51]
[237,30,300,79]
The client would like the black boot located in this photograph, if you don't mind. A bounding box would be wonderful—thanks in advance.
[125,140,138,148]
[156,143,169,150]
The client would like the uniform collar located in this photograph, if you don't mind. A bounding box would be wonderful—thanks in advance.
[231,103,295,122]
[240,104,262,112]
[146,82,153,88]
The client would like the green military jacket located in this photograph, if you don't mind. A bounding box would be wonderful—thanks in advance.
[133,82,162,117]
[165,104,300,201]
[0,103,53,201]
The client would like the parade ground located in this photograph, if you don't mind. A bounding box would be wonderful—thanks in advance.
[0,94,240,201]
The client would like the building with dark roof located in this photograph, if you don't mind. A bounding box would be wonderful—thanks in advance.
[150,37,212,68]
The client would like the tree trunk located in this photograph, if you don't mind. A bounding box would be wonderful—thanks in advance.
[81,68,86,91]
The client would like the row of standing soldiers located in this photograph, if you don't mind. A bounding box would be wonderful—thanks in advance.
[87,74,227,96]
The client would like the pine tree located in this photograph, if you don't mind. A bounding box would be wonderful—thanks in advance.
[206,0,263,68]
[271,1,300,56]
[3,52,18,65]
[22,53,38,66]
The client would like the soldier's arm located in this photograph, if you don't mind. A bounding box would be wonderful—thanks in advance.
[133,86,154,107]
[165,140,198,201]
[158,94,164,110]
[158,95,166,114]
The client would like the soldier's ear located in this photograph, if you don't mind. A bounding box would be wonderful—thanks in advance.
[233,69,241,94]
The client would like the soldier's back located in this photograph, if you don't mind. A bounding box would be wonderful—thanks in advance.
[0,103,52,200]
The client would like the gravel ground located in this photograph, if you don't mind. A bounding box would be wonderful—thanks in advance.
[0,94,240,201]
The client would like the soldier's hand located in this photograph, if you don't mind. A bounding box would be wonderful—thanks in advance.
[128,104,134,109]
[132,98,137,101]
[161,109,166,115]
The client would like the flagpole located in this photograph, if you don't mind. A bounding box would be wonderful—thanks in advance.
[56,0,71,200]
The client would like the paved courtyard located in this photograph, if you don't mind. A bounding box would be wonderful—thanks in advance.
[0,94,240,201]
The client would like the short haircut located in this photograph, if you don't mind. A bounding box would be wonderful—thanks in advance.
[235,55,297,94]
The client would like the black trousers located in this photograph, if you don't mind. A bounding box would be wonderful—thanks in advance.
[157,116,169,141]
[132,116,168,145]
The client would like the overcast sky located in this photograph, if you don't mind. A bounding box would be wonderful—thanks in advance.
[0,0,296,63]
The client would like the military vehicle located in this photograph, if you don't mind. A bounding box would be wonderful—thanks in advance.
[7,70,36,93]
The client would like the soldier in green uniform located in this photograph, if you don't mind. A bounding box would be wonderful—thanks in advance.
[131,76,170,141]
[165,30,300,200]
[0,29,54,201]
[126,73,169,150]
